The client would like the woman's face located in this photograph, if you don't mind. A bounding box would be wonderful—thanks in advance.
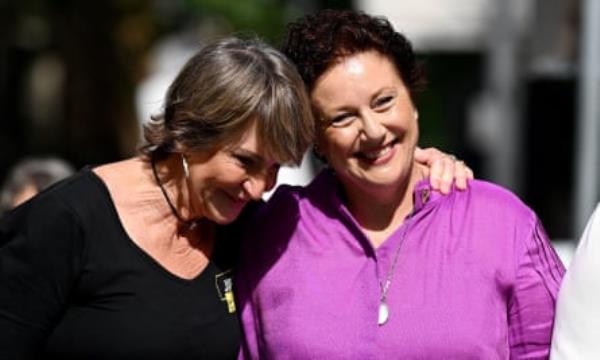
[311,51,419,196]
[185,121,279,224]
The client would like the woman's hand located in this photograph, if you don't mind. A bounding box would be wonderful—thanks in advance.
[414,147,474,194]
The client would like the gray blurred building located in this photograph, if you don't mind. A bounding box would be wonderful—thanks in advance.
[358,0,599,248]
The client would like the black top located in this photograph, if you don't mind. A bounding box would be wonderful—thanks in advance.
[0,168,242,359]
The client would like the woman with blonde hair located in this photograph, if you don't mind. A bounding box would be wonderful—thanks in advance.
[0,37,313,359]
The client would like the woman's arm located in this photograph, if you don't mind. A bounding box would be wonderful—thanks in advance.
[508,217,565,359]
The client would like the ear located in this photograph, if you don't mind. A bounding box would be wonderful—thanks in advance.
[414,110,419,120]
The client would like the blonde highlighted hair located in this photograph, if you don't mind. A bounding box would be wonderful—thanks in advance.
[141,37,314,165]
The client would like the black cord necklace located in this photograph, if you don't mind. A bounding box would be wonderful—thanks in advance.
[150,155,197,232]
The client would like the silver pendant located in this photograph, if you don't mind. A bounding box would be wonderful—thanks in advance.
[378,302,389,325]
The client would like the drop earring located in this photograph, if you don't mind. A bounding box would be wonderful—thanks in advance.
[182,154,190,178]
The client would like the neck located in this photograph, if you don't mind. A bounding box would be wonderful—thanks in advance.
[93,157,214,255]
[341,163,426,245]
[151,153,201,224]
[147,155,217,255]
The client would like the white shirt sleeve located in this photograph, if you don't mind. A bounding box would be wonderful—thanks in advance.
[551,203,600,359]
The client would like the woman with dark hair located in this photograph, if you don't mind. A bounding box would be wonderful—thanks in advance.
[236,10,564,359]
[0,36,468,359]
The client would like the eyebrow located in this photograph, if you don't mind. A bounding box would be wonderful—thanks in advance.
[233,148,267,167]
[324,86,397,114]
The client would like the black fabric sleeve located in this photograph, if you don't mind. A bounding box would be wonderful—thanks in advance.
[0,193,84,359]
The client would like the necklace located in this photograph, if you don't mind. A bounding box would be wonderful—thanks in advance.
[378,210,414,326]
[150,155,198,232]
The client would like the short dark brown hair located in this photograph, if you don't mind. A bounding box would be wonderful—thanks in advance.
[141,37,314,165]
[281,9,425,98]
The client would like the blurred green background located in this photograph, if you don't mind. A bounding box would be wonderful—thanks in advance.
[0,0,589,243]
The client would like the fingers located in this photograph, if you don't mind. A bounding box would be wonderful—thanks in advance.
[414,147,443,190]
[454,162,467,190]
[414,146,442,165]
[453,160,474,190]
[466,165,474,180]
[427,155,446,193]
[415,147,453,194]
[413,146,474,194]
[438,157,455,195]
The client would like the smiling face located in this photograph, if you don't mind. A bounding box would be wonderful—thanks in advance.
[185,120,279,224]
[311,51,419,197]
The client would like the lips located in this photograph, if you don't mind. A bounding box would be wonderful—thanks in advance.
[355,139,399,165]
[221,191,248,213]
[363,145,392,160]
[230,194,248,208]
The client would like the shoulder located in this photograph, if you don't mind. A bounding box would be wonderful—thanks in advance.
[464,180,527,206]
[43,168,109,218]
[0,170,98,253]
[260,169,335,219]
[448,179,536,223]
[261,185,303,215]
[240,170,335,253]
[423,179,541,247]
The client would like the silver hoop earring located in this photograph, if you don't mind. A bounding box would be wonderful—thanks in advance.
[181,154,190,178]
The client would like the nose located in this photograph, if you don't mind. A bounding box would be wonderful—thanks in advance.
[241,165,279,201]
[242,176,267,201]
[360,112,386,141]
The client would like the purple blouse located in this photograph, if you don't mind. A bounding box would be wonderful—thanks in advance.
[236,170,564,359]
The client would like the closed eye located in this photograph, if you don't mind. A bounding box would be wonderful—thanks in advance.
[373,96,394,109]
[329,112,355,127]
[233,154,258,170]
[232,151,279,179]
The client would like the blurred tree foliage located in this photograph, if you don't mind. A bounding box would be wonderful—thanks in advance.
[184,0,294,43]
[180,0,352,43]
[0,0,160,178]
[0,0,353,184]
